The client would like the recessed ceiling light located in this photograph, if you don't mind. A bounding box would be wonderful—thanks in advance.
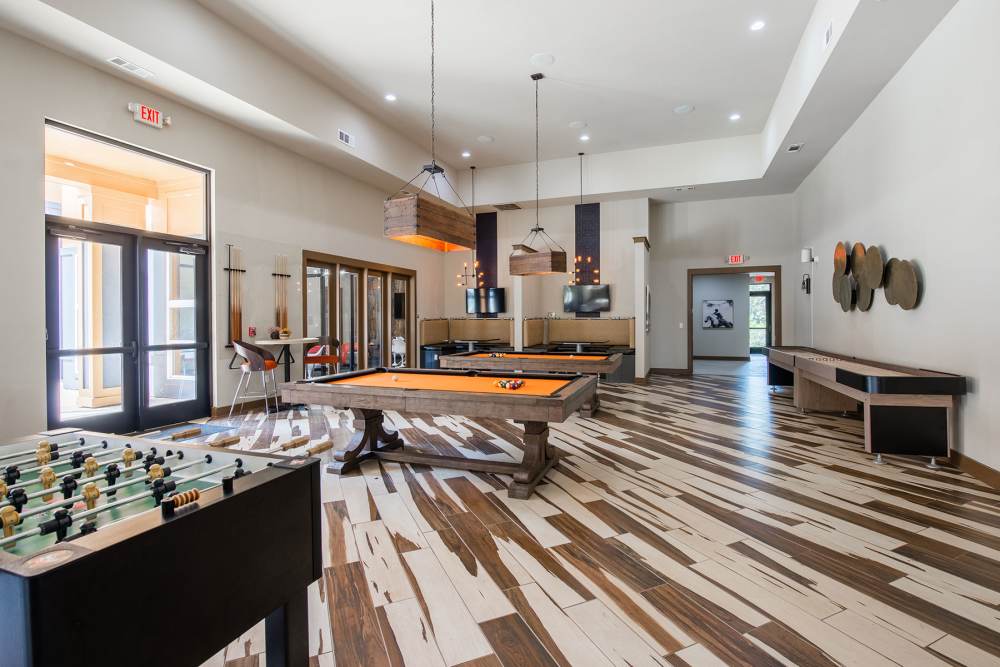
[786,143,805,153]
[461,151,471,158]
[530,53,555,67]
[750,20,766,31]
[476,135,494,143]
[568,120,587,129]
[64,161,76,167]
[579,134,590,142]
[673,104,695,115]
[729,113,742,121]
[384,93,397,102]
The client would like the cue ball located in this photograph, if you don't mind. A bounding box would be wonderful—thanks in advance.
[392,375,399,381]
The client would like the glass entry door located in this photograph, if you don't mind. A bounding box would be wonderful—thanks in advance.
[46,226,138,433]
[46,224,209,432]
[139,237,209,428]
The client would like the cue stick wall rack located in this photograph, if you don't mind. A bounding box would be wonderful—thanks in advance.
[224,245,246,370]
[273,254,291,329]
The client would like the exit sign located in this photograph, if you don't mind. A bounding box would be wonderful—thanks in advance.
[128,102,171,129]
[727,254,747,265]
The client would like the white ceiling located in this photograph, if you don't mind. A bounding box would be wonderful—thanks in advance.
[200,0,817,168]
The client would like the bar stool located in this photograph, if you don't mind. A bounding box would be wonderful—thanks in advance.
[229,340,279,419]
[391,336,407,367]
[304,336,340,377]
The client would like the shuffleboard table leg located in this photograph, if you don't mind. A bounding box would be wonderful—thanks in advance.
[265,587,308,667]
[509,421,558,499]
[327,408,403,475]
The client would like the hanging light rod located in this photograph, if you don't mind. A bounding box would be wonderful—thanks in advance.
[510,72,567,276]
[384,0,475,253]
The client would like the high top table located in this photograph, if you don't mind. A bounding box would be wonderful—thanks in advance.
[255,337,319,382]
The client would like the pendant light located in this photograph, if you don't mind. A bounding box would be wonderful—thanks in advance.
[457,166,484,287]
[384,0,475,252]
[509,73,568,276]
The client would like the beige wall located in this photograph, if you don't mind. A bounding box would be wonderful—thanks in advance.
[0,28,445,437]
[795,0,999,467]
[649,194,800,370]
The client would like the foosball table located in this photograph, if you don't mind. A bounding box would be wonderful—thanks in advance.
[0,429,321,667]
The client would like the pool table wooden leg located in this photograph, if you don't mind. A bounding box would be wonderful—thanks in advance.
[509,421,558,499]
[579,387,600,418]
[327,408,403,475]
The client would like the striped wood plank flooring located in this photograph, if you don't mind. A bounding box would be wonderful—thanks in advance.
[199,373,1000,667]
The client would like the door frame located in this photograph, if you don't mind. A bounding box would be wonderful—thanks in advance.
[748,286,773,354]
[686,265,782,374]
[302,250,417,371]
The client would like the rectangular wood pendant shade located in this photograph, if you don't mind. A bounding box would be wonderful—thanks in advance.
[509,243,568,276]
[384,193,476,252]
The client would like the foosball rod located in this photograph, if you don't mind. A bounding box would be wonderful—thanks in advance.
[0,437,87,463]
[0,461,242,548]
[7,445,152,491]
[4,439,108,471]
[11,443,136,478]
[13,455,199,523]
[2,452,184,508]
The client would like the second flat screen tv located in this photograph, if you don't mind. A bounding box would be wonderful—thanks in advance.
[466,287,506,314]
[563,284,611,313]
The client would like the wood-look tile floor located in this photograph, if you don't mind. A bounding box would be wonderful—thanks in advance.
[199,373,1000,667]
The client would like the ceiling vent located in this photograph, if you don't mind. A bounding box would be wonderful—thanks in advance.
[107,56,154,79]
[337,129,356,148]
[494,203,522,211]
[786,143,805,153]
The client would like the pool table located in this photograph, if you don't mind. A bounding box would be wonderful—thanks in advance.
[281,368,596,498]
[438,351,621,417]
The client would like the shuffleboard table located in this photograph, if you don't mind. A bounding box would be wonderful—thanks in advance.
[766,346,967,465]
[438,351,621,417]
[282,368,596,498]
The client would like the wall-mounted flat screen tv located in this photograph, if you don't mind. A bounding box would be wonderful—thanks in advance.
[563,284,610,313]
[466,287,506,314]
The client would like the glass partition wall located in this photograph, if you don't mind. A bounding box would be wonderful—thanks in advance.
[302,252,415,373]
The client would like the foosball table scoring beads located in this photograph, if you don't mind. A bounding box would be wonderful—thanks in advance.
[0,435,249,548]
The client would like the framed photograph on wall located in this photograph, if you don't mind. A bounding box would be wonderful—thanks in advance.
[702,300,735,329]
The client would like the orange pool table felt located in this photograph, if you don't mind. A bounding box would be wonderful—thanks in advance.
[469,353,608,361]
[326,372,571,396]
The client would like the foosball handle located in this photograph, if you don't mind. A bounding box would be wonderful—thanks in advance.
[306,440,333,456]
[222,476,235,494]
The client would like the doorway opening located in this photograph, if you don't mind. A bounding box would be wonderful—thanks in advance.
[686,265,781,376]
